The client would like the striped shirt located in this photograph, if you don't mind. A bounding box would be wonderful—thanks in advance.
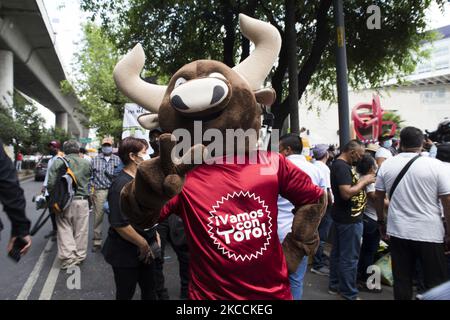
[90,154,121,190]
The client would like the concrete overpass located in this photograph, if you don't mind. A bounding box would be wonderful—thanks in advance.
[0,0,88,138]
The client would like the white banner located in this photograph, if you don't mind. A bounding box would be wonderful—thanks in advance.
[122,103,154,154]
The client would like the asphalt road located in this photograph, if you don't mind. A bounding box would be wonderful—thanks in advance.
[0,179,393,300]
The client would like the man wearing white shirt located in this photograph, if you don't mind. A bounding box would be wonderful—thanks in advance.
[375,127,450,300]
[277,134,327,300]
[375,133,394,167]
[311,144,334,276]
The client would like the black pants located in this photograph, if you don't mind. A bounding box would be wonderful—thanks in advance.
[358,216,381,281]
[154,218,190,299]
[112,263,157,300]
[50,211,57,231]
[390,236,448,300]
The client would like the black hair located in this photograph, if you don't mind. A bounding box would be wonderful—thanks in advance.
[400,126,424,149]
[279,133,303,154]
[118,137,149,165]
[342,139,364,153]
[356,154,376,176]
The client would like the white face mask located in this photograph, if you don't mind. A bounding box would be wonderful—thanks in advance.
[142,154,151,161]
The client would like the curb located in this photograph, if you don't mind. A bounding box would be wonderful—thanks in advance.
[19,174,35,183]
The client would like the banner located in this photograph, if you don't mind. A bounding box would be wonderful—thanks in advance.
[122,103,154,154]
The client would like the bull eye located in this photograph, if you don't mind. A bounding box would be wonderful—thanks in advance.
[174,77,187,88]
[208,72,226,81]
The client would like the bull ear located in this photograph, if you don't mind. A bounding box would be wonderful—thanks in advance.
[254,88,276,106]
[138,114,160,130]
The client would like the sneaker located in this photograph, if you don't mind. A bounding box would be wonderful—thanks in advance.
[311,266,330,276]
[60,259,78,270]
[328,288,339,295]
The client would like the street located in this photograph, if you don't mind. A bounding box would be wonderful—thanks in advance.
[0,179,393,300]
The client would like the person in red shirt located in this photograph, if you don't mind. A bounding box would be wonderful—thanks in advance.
[113,14,326,299]
[16,152,23,172]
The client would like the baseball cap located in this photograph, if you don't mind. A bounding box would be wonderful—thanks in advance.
[312,144,328,160]
[48,140,61,149]
[102,137,114,145]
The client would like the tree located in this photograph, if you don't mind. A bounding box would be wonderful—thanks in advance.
[0,91,47,154]
[62,22,128,143]
[382,110,405,137]
[80,0,445,131]
[37,127,72,154]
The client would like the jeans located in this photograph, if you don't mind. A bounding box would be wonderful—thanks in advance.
[312,207,333,269]
[329,220,363,300]
[289,256,308,300]
[357,215,381,281]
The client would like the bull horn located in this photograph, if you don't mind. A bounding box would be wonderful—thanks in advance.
[113,43,167,113]
[138,113,160,130]
[233,14,282,90]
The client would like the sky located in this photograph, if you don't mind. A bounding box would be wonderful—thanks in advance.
[36,0,450,128]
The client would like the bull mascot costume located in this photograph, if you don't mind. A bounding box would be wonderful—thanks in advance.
[113,14,326,300]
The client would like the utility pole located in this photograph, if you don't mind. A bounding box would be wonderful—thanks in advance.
[333,0,350,146]
[286,0,300,134]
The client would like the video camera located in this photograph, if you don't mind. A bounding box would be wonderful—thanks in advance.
[426,119,450,143]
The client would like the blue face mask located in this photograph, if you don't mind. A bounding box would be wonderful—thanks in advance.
[102,146,113,155]
[382,140,392,149]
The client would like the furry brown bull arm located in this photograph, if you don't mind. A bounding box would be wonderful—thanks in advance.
[120,133,206,230]
[282,192,327,274]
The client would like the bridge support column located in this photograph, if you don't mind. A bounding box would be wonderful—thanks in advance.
[0,50,14,110]
[55,112,68,132]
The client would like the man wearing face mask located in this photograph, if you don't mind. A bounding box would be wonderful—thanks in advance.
[375,133,395,167]
[149,128,162,159]
[328,140,376,300]
[90,137,122,252]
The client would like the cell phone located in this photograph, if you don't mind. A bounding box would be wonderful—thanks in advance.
[8,237,28,262]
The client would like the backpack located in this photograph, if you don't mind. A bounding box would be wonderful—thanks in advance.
[48,157,78,214]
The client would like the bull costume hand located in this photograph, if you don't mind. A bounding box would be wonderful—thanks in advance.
[282,193,327,274]
[120,134,206,229]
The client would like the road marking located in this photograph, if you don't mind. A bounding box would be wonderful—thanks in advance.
[16,239,54,300]
[38,252,61,300]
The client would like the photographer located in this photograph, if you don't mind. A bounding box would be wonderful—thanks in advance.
[0,140,31,258]
[102,137,159,300]
[90,137,121,251]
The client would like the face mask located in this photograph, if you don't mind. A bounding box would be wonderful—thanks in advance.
[382,140,392,149]
[142,154,151,161]
[49,149,57,156]
[102,146,113,155]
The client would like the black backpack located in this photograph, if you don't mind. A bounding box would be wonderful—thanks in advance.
[48,157,78,214]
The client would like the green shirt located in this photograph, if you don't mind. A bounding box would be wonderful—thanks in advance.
[47,154,92,197]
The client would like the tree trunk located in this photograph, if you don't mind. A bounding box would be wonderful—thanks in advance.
[222,4,236,68]
[286,0,299,134]
[239,0,258,62]
[272,0,333,130]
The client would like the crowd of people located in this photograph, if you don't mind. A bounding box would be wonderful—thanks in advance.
[0,123,449,301]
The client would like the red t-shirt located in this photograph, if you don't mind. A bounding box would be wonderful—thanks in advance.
[160,151,323,300]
